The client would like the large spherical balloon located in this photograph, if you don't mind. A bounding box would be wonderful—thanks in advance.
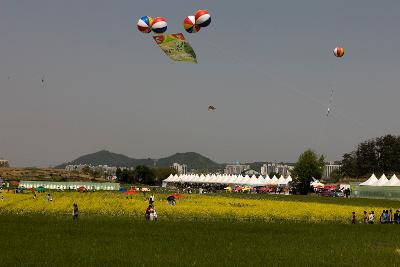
[195,10,211,28]
[152,17,168,34]
[333,47,345,58]
[137,16,153,33]
[183,16,201,33]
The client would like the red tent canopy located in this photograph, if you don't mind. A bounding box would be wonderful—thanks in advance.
[172,193,184,199]
[124,189,138,195]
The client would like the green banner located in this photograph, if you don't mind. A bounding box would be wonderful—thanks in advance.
[153,33,197,63]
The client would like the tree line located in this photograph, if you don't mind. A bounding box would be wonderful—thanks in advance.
[115,166,177,185]
[340,134,400,177]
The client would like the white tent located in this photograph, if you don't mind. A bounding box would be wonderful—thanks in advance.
[360,173,378,186]
[375,174,389,186]
[285,175,293,184]
[270,175,279,184]
[241,175,251,185]
[385,174,400,186]
[277,175,287,185]
[198,174,206,183]
[248,175,259,186]
[164,174,173,182]
[264,175,272,185]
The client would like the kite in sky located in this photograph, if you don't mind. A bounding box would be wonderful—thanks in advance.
[333,47,344,58]
[326,89,333,117]
[136,10,211,63]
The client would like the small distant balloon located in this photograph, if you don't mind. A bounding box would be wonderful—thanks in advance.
[183,16,201,33]
[208,105,216,111]
[152,17,168,34]
[195,10,211,28]
[137,16,153,33]
[333,47,344,58]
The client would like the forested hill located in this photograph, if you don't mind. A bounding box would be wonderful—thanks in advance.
[56,150,222,171]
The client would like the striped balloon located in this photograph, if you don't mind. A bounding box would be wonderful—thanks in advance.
[152,17,168,34]
[333,47,345,58]
[195,9,211,28]
[183,16,201,33]
[137,16,153,33]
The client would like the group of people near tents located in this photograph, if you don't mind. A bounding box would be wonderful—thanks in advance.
[353,209,400,224]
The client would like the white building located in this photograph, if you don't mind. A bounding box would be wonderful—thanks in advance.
[0,160,9,168]
[172,163,187,175]
[323,163,341,179]
[224,163,250,175]
[261,163,292,176]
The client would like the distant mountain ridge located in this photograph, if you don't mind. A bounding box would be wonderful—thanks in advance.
[56,150,223,171]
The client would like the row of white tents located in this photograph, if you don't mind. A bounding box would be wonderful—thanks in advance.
[163,174,293,186]
[360,174,400,186]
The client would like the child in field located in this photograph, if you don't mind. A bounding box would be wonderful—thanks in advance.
[145,205,151,221]
[363,211,368,224]
[351,212,356,224]
[73,203,78,219]
[150,207,157,222]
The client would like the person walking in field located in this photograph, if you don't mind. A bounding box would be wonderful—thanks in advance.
[394,210,399,224]
[150,207,157,222]
[363,211,368,224]
[1,195,4,202]
[368,211,375,224]
[145,205,151,221]
[351,212,356,224]
[73,203,78,219]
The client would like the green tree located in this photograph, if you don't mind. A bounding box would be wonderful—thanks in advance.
[115,168,122,180]
[355,140,377,176]
[134,165,155,185]
[340,152,357,178]
[291,150,325,195]
[153,167,177,184]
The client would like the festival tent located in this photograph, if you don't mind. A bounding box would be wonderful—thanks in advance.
[164,174,173,182]
[264,175,272,185]
[241,175,251,185]
[221,175,230,184]
[360,173,378,186]
[286,175,293,184]
[278,175,287,185]
[235,175,245,185]
[270,175,279,184]
[248,175,259,186]
[375,174,389,186]
[385,174,400,186]
[199,174,206,183]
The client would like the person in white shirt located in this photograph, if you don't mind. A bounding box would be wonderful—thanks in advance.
[368,211,375,224]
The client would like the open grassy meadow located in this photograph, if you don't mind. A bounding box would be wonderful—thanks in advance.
[1,191,400,266]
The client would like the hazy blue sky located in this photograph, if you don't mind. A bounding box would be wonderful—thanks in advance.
[1,0,399,166]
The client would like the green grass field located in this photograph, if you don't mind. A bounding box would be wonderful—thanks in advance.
[2,193,400,266]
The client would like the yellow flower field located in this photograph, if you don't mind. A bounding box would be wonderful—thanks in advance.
[0,191,394,223]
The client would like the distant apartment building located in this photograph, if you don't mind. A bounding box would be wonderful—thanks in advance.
[323,163,341,179]
[0,160,9,168]
[260,163,293,177]
[172,163,187,175]
[224,163,250,175]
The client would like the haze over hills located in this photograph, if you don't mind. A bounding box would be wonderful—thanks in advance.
[56,150,223,171]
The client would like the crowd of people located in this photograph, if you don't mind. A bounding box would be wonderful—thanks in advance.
[352,209,400,224]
